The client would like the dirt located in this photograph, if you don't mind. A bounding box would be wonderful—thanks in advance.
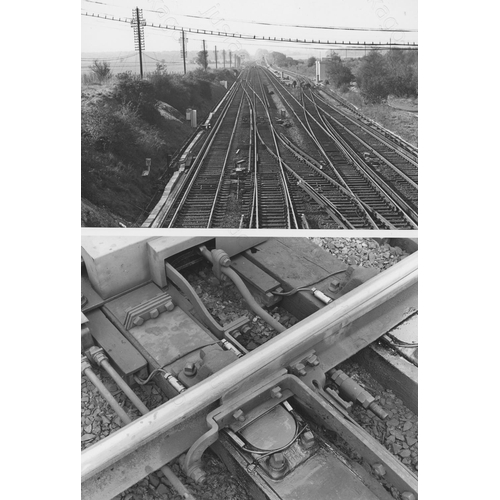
[81,80,229,227]
[81,198,128,228]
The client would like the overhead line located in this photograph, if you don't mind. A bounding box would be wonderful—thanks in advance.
[80,12,418,48]
[81,1,416,32]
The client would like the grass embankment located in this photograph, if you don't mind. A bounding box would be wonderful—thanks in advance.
[333,90,418,147]
[81,69,237,227]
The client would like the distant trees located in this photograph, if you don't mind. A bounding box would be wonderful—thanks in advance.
[324,53,354,92]
[356,50,417,102]
[307,56,316,67]
[356,52,390,102]
[196,50,209,70]
[269,51,287,67]
[89,59,112,82]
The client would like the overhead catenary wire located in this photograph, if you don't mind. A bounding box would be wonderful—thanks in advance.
[81,1,417,33]
[81,12,418,48]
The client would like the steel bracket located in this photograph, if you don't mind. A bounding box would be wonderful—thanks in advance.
[124,292,174,330]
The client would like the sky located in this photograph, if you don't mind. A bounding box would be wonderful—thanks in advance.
[81,0,418,57]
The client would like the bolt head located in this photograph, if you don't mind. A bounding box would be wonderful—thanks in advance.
[184,362,197,377]
[133,316,144,327]
[270,386,282,399]
[269,452,286,470]
[233,409,245,422]
[149,308,159,319]
[300,431,315,449]
[190,466,207,484]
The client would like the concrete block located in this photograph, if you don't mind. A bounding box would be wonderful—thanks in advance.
[81,236,155,299]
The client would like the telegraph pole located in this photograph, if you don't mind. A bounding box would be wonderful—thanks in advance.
[132,7,145,78]
[202,40,208,70]
[222,49,226,68]
[180,29,187,74]
[229,51,232,67]
[214,46,218,69]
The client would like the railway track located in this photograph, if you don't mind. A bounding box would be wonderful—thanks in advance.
[147,66,417,229]
[81,236,418,500]
[160,81,247,228]
[263,68,417,228]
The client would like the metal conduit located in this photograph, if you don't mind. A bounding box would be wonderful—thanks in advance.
[83,356,195,500]
[99,359,150,416]
[82,252,417,482]
[81,359,131,425]
[198,245,286,333]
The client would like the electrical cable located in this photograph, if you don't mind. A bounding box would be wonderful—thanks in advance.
[271,269,348,296]
[82,1,417,33]
[81,12,418,48]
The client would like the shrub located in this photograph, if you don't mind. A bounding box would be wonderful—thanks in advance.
[113,73,159,122]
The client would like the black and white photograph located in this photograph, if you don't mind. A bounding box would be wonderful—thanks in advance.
[80,1,419,499]
[81,0,417,229]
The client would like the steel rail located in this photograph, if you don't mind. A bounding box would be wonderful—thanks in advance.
[307,91,418,186]
[254,71,299,229]
[243,80,298,229]
[291,82,417,227]
[266,68,418,208]
[276,133,396,229]
[266,71,404,228]
[164,81,243,227]
[207,90,246,227]
[318,113,418,227]
[269,64,418,159]
[81,252,417,498]
[311,90,418,166]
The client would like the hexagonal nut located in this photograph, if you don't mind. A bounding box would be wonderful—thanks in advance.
[183,362,197,377]
[306,354,319,366]
[269,452,285,470]
[149,308,159,319]
[165,300,175,312]
[294,363,307,376]
[401,493,416,500]
[329,278,341,291]
[300,431,315,449]
[233,409,245,422]
[270,386,282,399]
[372,463,386,477]
[133,316,144,327]
[189,465,207,484]
[331,370,348,385]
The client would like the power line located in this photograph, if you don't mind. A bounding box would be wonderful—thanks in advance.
[80,12,418,48]
[179,12,418,33]
[81,1,416,33]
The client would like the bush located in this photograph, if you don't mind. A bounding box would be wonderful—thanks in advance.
[113,73,159,122]
[356,52,390,103]
[325,53,354,90]
[89,60,112,83]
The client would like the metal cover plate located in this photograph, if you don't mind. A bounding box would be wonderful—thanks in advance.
[129,306,215,368]
[273,446,380,500]
[240,405,296,451]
